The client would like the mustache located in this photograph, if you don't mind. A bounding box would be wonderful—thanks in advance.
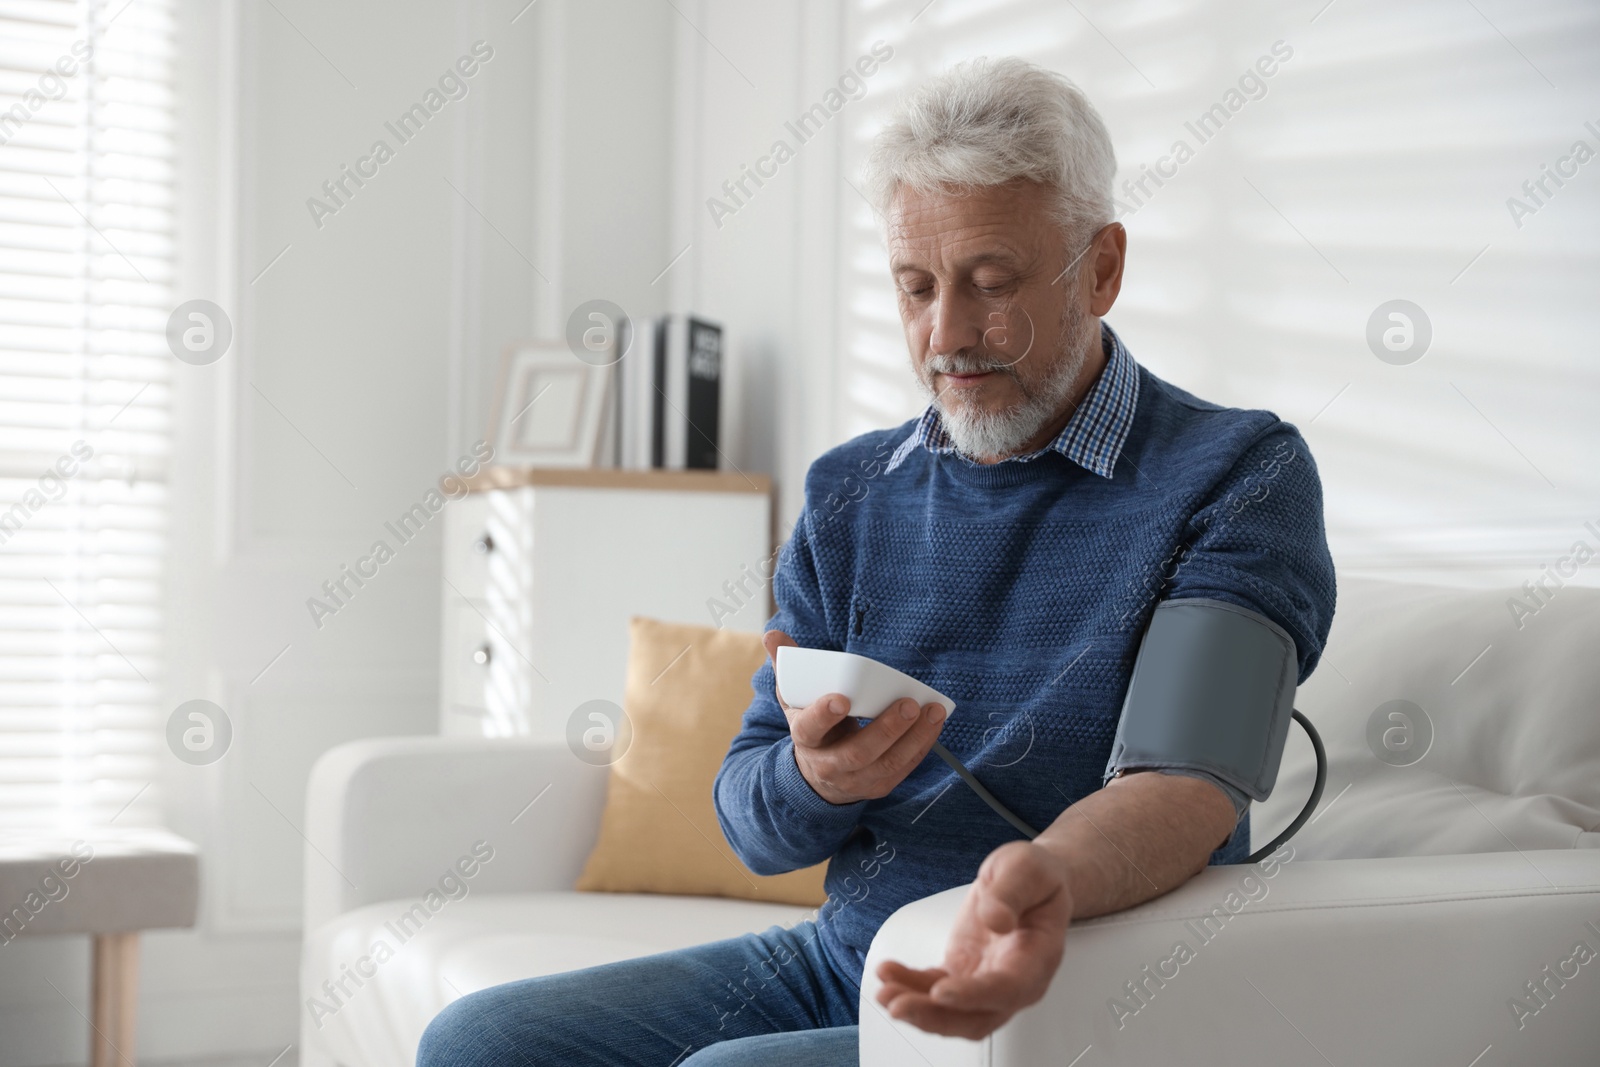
[924,351,1017,377]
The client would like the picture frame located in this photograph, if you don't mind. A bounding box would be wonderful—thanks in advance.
[487,342,613,468]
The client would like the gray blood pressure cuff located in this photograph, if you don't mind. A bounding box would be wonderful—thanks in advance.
[1103,597,1298,809]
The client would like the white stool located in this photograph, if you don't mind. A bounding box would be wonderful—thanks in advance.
[0,828,199,1067]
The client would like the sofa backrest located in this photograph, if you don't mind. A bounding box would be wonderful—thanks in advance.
[1253,575,1600,859]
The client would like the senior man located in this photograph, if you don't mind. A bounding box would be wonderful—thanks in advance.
[418,56,1335,1066]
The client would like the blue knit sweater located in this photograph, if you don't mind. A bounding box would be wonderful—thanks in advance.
[713,357,1337,996]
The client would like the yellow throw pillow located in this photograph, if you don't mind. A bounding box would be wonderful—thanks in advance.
[576,617,829,906]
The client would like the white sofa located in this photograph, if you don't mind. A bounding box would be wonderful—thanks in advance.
[301,577,1600,1066]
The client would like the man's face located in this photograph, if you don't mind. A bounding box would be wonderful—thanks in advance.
[888,180,1105,461]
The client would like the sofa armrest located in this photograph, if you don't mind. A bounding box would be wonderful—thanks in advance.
[302,736,608,932]
[861,848,1600,1067]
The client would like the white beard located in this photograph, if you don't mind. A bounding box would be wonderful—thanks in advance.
[918,301,1098,461]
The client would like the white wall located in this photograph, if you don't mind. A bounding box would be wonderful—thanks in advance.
[661,0,847,527]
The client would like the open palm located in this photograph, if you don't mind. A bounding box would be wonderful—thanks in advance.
[875,841,1074,1039]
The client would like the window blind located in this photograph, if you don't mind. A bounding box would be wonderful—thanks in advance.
[0,0,174,828]
[836,0,1600,567]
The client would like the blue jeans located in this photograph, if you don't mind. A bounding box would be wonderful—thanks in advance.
[416,920,859,1066]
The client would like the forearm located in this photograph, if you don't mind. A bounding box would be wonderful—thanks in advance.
[1034,769,1236,920]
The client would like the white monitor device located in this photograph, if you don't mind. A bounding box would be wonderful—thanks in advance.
[773,646,956,721]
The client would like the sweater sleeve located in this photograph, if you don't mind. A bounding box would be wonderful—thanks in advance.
[712,494,867,876]
[1162,423,1338,683]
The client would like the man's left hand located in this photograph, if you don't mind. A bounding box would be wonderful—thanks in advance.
[874,840,1073,1040]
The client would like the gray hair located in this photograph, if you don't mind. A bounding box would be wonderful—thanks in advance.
[863,57,1116,250]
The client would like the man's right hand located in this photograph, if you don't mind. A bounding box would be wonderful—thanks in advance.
[763,630,948,806]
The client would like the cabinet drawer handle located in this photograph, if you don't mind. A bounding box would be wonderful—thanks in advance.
[473,533,494,554]
[472,644,491,666]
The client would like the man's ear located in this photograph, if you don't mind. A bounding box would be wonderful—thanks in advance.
[1085,222,1126,318]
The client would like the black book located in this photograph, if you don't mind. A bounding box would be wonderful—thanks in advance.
[682,317,722,470]
[646,315,721,470]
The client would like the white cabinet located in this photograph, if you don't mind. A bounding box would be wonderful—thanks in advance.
[438,469,773,738]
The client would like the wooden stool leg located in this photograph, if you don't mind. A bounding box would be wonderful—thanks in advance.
[91,932,139,1067]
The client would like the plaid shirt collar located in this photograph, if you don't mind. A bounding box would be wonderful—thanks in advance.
[887,320,1141,479]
